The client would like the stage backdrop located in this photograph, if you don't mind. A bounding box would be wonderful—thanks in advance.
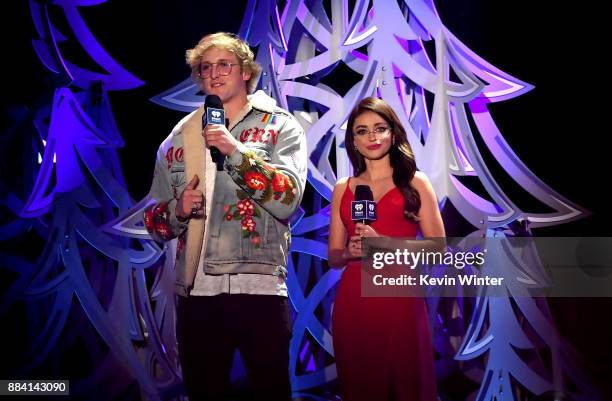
[1,1,608,401]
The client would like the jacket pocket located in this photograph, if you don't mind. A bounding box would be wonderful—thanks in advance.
[264,214,279,248]
[206,204,243,260]
[246,214,286,264]
[210,198,223,238]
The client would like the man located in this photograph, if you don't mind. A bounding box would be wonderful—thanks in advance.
[143,32,307,401]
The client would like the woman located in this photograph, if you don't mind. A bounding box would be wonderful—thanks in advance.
[328,97,445,401]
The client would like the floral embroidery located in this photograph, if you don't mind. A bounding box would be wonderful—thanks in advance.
[223,149,299,247]
[144,201,174,241]
[263,163,276,174]
[245,171,268,191]
[250,236,261,246]
[237,199,255,216]
[176,232,186,259]
[143,208,154,230]
[223,197,262,247]
[272,173,290,193]
[233,150,296,206]
[241,216,256,232]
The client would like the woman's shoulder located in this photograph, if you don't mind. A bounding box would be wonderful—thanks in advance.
[331,177,351,201]
[335,176,350,187]
[411,171,431,188]
[411,171,436,198]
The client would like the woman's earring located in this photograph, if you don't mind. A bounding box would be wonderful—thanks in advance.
[392,136,396,146]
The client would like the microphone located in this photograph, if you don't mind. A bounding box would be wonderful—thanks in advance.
[351,185,377,226]
[203,94,226,170]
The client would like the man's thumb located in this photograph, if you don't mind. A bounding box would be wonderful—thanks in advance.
[186,174,199,190]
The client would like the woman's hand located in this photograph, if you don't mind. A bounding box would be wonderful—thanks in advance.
[342,235,363,260]
[342,223,380,261]
[354,222,379,238]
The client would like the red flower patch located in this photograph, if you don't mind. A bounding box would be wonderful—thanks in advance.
[245,171,268,191]
[241,216,256,233]
[272,173,290,193]
[143,209,155,231]
[177,234,185,258]
[237,199,255,216]
[154,221,172,240]
[224,195,262,245]
[143,202,175,241]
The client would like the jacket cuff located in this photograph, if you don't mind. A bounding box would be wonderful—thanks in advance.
[226,142,249,168]
[144,199,188,243]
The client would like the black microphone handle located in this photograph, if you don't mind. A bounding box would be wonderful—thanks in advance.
[206,116,221,166]
[210,146,221,162]
[211,148,224,171]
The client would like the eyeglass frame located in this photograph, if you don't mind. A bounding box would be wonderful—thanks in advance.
[353,125,393,137]
[198,61,241,78]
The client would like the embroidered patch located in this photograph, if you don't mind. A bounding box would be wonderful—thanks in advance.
[165,146,174,169]
[261,113,277,125]
[144,201,174,241]
[175,147,184,163]
[234,150,296,205]
[267,129,278,144]
[223,197,262,248]
[176,232,186,259]
[239,127,278,144]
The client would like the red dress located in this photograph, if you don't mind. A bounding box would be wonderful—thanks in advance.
[332,179,438,401]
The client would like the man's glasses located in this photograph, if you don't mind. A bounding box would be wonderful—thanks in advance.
[199,61,240,78]
[354,126,392,137]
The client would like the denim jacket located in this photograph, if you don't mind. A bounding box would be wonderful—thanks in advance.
[144,91,307,296]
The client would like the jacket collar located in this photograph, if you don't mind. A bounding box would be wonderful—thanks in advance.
[228,90,276,130]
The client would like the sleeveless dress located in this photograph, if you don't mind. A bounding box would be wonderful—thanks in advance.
[332,178,438,401]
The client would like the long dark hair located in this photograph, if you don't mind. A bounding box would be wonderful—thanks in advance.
[345,97,421,222]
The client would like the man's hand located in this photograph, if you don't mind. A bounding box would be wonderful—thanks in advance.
[203,124,238,156]
[176,175,204,220]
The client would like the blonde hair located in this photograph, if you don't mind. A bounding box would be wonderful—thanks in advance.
[185,32,261,94]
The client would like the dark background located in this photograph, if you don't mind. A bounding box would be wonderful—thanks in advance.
[3,0,610,398]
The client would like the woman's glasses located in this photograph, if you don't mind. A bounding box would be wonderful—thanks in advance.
[354,126,391,137]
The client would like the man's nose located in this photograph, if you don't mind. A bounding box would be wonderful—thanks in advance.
[210,64,220,79]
